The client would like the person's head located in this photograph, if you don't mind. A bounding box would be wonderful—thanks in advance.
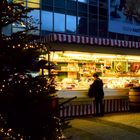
[93,73,99,79]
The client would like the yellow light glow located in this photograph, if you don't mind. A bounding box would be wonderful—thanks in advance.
[13,0,40,8]
[42,51,140,64]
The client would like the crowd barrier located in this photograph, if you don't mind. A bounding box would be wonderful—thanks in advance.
[59,96,129,117]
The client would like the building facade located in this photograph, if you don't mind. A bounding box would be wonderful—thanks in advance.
[10,0,140,89]
[12,0,140,41]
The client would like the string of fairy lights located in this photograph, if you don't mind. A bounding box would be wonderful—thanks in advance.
[0,37,56,139]
[3,35,49,51]
[0,1,57,139]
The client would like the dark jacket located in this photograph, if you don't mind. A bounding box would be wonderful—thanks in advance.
[90,78,104,99]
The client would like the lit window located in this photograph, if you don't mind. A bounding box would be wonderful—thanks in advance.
[28,2,40,8]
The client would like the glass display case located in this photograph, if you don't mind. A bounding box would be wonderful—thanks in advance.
[40,51,140,90]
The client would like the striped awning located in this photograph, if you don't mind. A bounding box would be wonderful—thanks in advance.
[31,33,140,49]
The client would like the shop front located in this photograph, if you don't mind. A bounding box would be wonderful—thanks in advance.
[36,33,140,116]
[37,33,140,93]
[40,50,140,92]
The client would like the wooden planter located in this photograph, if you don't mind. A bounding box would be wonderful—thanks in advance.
[129,87,140,112]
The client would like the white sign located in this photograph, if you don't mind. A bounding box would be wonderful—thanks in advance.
[108,0,140,36]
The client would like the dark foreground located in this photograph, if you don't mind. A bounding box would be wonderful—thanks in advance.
[63,112,140,140]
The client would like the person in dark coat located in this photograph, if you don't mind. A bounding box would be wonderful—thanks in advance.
[90,73,104,116]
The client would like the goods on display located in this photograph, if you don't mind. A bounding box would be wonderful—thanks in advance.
[39,51,140,90]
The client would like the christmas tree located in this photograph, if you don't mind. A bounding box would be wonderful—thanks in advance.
[0,0,71,139]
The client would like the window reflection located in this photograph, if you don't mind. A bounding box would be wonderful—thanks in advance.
[28,0,40,3]
[42,0,53,6]
[89,0,97,5]
[28,9,40,29]
[78,0,88,3]
[66,15,76,33]
[78,2,87,13]
[77,17,87,35]
[89,5,97,14]
[99,20,107,37]
[2,24,12,36]
[13,28,25,33]
[54,13,65,32]
[41,11,53,31]
[54,0,65,8]
[13,0,26,6]
[67,0,77,14]
[27,2,40,8]
[89,15,97,36]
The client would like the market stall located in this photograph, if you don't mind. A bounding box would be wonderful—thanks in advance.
[40,51,140,90]
[38,51,140,116]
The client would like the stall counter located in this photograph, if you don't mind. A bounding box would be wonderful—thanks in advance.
[57,88,129,99]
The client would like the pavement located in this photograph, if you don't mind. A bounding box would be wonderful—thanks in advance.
[63,112,140,140]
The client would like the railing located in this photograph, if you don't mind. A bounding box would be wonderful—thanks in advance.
[59,97,129,117]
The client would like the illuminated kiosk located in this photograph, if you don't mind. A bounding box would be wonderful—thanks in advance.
[38,46,140,117]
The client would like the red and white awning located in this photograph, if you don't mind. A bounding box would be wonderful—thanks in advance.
[32,33,140,49]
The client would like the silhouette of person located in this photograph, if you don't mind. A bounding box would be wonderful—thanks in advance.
[90,73,104,116]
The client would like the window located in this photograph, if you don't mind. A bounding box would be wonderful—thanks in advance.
[89,0,97,5]
[42,0,53,6]
[78,0,88,3]
[99,8,107,18]
[89,5,97,14]
[28,0,40,2]
[54,0,65,9]
[89,15,97,36]
[54,13,65,32]
[99,20,107,37]
[66,15,76,33]
[2,24,12,36]
[27,0,40,8]
[67,0,77,15]
[13,0,26,6]
[27,9,40,35]
[78,2,87,13]
[41,11,53,31]
[77,17,87,35]
[28,9,40,29]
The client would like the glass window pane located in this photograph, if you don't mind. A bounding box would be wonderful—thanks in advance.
[28,9,40,29]
[67,0,77,12]
[54,0,65,9]
[13,0,26,6]
[99,20,107,37]
[54,13,65,32]
[78,0,88,3]
[13,27,25,33]
[78,2,87,13]
[28,0,40,3]
[66,15,76,33]
[99,8,107,17]
[41,11,53,31]
[67,10,77,16]
[28,2,40,8]
[89,15,97,36]
[77,17,87,35]
[2,24,12,36]
[42,0,53,6]
[89,5,97,14]
[14,0,40,8]
[42,5,53,11]
[54,8,65,14]
[89,0,97,5]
